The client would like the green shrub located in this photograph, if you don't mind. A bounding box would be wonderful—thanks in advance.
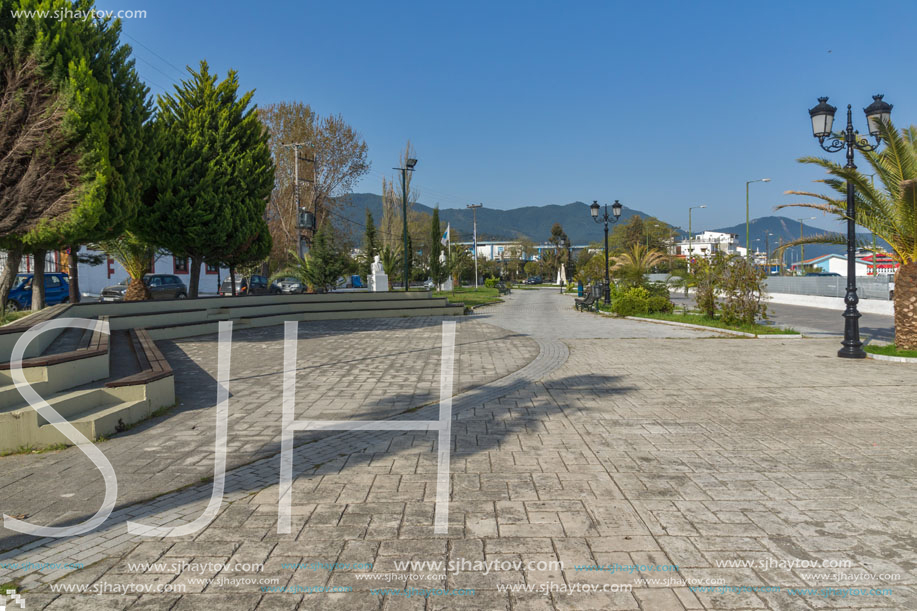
[646,295,674,313]
[611,286,650,316]
[644,281,670,299]
[484,276,498,288]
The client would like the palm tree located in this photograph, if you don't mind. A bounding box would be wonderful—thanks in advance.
[778,119,917,350]
[611,244,669,287]
[270,251,313,293]
[95,233,159,301]
[380,246,402,290]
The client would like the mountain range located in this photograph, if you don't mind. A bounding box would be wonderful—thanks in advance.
[334,193,884,262]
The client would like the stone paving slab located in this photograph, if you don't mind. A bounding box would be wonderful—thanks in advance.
[0,317,538,553]
[2,291,917,610]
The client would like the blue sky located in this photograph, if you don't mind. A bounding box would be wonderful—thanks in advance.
[101,0,917,232]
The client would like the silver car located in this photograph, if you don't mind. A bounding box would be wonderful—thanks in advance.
[277,277,304,294]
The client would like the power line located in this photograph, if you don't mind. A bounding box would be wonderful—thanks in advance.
[122,31,187,78]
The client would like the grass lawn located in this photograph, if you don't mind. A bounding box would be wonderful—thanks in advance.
[628,311,798,335]
[434,286,502,307]
[865,344,917,359]
[0,311,29,326]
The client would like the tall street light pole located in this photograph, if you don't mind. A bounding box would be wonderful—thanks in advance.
[796,216,816,273]
[395,158,418,291]
[746,178,771,262]
[808,94,892,359]
[467,203,482,289]
[589,200,623,305]
[865,174,877,276]
[687,205,707,273]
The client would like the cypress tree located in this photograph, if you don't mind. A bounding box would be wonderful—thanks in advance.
[0,0,149,308]
[141,61,273,297]
[361,209,378,280]
[429,207,447,287]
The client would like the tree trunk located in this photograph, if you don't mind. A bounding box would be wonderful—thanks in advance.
[31,250,46,311]
[230,267,236,296]
[894,261,917,351]
[125,276,152,301]
[188,255,202,298]
[0,248,23,312]
[68,244,81,303]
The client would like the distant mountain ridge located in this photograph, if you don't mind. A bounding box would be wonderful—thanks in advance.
[335,193,654,244]
[334,193,884,261]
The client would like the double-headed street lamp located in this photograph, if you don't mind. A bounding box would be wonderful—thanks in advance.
[808,94,892,359]
[687,205,706,273]
[589,199,623,305]
[746,178,770,262]
[395,157,418,291]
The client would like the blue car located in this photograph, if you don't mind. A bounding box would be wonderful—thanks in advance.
[6,273,70,311]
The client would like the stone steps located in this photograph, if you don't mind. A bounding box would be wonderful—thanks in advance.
[0,385,149,450]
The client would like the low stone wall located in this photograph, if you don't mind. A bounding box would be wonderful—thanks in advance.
[766,292,894,316]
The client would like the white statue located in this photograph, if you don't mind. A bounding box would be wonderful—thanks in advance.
[370,254,388,292]
[439,251,446,265]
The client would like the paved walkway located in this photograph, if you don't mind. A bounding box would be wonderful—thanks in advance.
[0,318,538,552]
[3,290,917,610]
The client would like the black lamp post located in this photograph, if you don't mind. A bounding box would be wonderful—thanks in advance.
[808,94,892,359]
[590,199,623,304]
[395,158,418,291]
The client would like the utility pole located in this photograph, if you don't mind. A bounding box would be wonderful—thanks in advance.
[395,158,418,291]
[282,142,312,259]
[467,204,482,289]
[745,178,771,262]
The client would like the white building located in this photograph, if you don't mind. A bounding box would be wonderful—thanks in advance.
[457,241,590,261]
[670,231,744,260]
[791,253,899,276]
[0,247,228,297]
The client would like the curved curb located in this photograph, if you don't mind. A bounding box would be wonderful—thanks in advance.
[622,315,801,339]
[866,352,917,363]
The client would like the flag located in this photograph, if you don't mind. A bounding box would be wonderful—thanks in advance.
[441,223,450,247]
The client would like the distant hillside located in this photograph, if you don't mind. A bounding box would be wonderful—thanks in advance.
[711,216,888,261]
[334,193,654,244]
[332,194,887,261]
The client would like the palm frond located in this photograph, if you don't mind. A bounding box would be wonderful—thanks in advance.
[775,201,842,216]
[771,233,846,257]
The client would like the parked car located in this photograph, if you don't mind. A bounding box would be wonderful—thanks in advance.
[100,274,187,302]
[219,274,274,296]
[333,275,365,289]
[6,272,70,310]
[422,279,436,290]
[276,277,304,295]
[524,276,543,285]
[804,272,841,277]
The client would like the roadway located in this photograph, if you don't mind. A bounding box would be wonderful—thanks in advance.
[669,294,896,342]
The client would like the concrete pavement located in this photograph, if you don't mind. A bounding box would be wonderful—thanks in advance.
[669,294,896,341]
[2,290,916,610]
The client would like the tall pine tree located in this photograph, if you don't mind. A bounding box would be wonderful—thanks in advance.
[140,61,273,297]
[361,209,378,280]
[429,206,447,288]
